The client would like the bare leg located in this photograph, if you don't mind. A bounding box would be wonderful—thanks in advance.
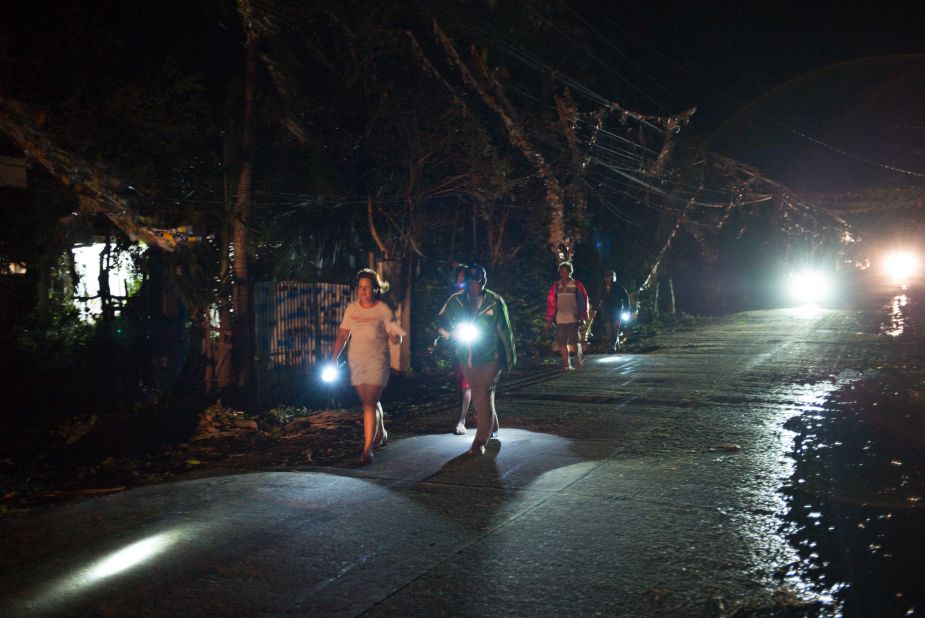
[373,401,387,447]
[462,362,500,454]
[559,333,571,368]
[605,319,617,351]
[355,383,385,462]
[455,387,472,434]
[490,386,499,437]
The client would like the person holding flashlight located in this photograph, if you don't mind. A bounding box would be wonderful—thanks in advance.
[437,263,516,455]
[331,268,404,465]
[599,270,630,352]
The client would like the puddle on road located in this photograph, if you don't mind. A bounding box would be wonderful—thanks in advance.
[779,289,925,616]
[756,381,844,612]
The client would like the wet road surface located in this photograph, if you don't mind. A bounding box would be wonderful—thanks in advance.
[0,288,918,616]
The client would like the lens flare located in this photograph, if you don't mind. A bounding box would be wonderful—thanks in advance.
[321,365,339,383]
[456,322,480,344]
[883,251,919,283]
[785,270,833,305]
[621,311,631,322]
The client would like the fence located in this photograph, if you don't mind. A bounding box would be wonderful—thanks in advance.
[254,281,354,404]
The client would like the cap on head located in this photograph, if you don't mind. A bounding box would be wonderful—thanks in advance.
[465,263,487,291]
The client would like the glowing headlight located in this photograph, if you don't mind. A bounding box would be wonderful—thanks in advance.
[883,251,919,282]
[456,322,480,344]
[620,311,631,322]
[321,364,339,383]
[786,269,833,305]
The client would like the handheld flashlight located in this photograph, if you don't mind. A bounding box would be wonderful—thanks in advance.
[321,364,339,383]
[456,322,480,344]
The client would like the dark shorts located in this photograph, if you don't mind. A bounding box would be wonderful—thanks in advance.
[556,322,580,346]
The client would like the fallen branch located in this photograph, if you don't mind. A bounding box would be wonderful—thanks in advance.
[0,95,179,251]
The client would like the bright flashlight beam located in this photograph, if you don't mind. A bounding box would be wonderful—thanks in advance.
[621,311,631,322]
[34,528,193,611]
[321,365,339,383]
[87,535,176,581]
[456,322,480,344]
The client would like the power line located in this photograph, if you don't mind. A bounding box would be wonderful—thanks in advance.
[775,122,925,179]
[550,0,686,110]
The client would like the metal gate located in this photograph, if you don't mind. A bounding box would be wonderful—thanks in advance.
[254,281,354,403]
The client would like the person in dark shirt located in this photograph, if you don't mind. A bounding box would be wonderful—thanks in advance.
[437,264,516,455]
[599,270,630,352]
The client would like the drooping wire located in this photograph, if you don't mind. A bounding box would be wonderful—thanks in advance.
[775,122,925,179]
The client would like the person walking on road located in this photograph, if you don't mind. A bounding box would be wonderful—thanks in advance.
[599,270,631,352]
[331,268,405,465]
[437,263,516,455]
[546,261,590,370]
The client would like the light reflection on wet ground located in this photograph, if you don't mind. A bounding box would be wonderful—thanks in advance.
[883,290,909,337]
[782,284,925,616]
[760,381,845,610]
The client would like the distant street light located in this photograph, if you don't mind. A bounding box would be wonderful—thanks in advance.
[883,250,920,283]
[785,269,833,305]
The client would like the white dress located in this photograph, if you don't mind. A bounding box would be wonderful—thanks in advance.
[339,300,398,387]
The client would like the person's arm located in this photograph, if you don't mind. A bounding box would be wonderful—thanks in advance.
[576,281,590,321]
[496,296,517,371]
[436,294,456,339]
[545,283,556,328]
[331,328,350,363]
[385,309,405,345]
[332,304,353,362]
[620,286,630,311]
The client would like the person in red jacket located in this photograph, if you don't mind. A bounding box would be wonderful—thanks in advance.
[545,261,590,370]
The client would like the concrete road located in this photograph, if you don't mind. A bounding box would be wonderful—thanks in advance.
[0,302,894,616]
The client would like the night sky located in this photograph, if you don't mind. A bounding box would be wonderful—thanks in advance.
[5,0,924,194]
[487,0,925,192]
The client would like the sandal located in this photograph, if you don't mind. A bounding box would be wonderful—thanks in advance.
[467,441,486,456]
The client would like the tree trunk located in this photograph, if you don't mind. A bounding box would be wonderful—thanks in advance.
[652,279,662,319]
[98,233,114,322]
[432,20,570,263]
[231,23,258,401]
[214,229,234,393]
[668,278,676,315]
[448,208,458,261]
[398,256,412,371]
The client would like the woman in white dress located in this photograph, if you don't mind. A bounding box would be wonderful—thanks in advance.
[331,269,404,464]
